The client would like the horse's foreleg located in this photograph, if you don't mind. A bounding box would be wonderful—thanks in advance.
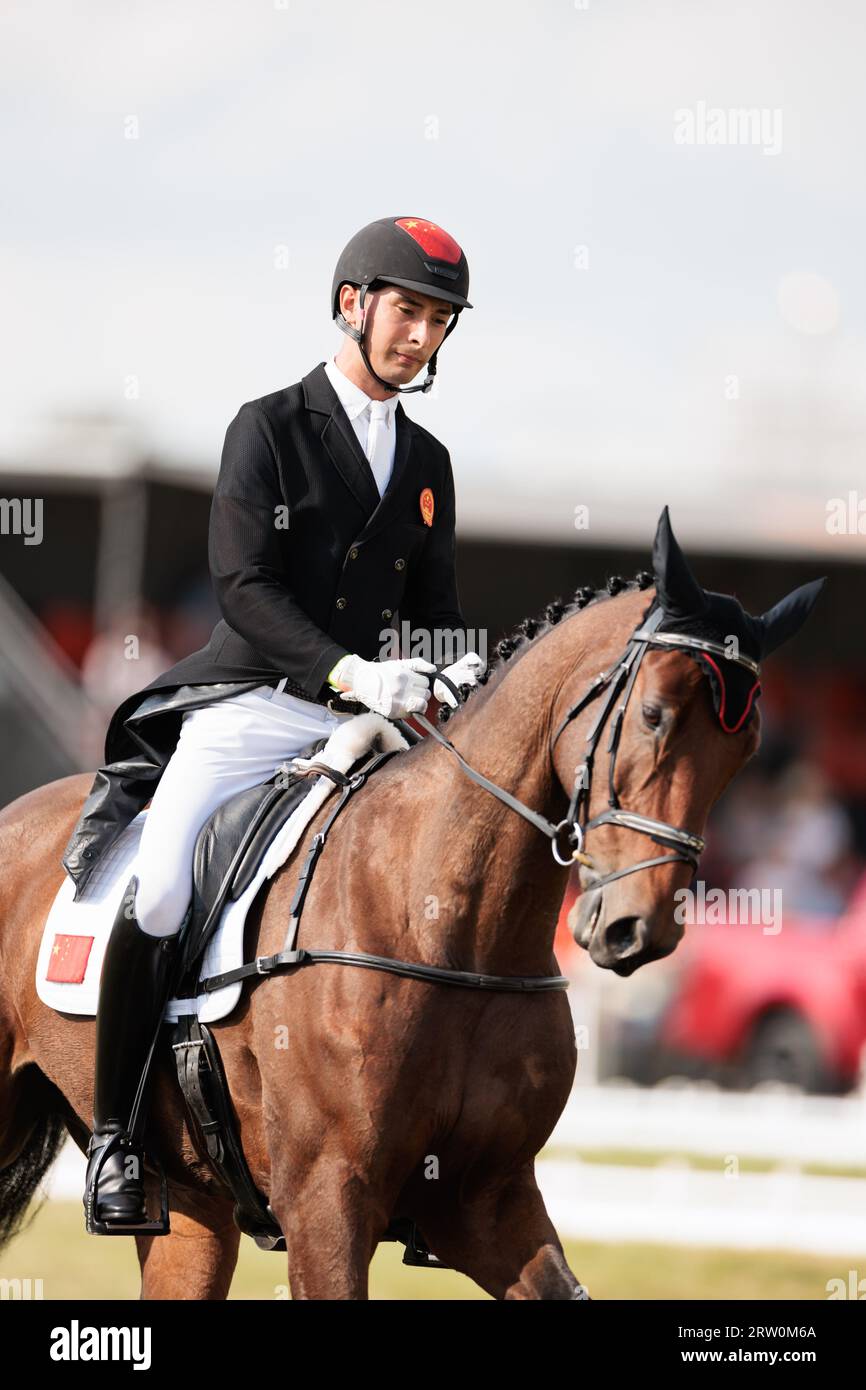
[135,1194,241,1300]
[270,1158,383,1300]
[422,1166,591,1300]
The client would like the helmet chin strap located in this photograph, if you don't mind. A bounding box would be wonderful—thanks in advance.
[335,282,459,396]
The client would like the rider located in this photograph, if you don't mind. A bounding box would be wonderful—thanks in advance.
[80,214,486,1232]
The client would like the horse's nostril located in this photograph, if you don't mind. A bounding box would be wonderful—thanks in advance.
[605,916,640,955]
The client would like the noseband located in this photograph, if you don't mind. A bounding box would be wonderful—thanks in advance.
[413,604,761,890]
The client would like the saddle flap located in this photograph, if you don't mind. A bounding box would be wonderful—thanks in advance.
[179,736,331,985]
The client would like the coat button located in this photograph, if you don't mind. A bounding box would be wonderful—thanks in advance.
[336,597,347,609]
[382,608,393,620]
[349,548,359,560]
[394,558,405,571]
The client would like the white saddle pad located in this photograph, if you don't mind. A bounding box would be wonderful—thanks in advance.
[36,713,408,1024]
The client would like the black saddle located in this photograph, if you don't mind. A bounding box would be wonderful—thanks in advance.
[173,731,392,994]
[174,734,330,992]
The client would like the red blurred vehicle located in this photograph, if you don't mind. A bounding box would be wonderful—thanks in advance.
[659,873,866,1092]
[555,870,866,1094]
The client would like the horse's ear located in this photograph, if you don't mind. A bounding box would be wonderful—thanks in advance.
[652,505,706,618]
[757,577,826,658]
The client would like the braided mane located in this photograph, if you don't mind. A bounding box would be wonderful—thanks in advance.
[436,569,655,725]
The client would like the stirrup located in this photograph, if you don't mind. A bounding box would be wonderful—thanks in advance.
[384,1217,450,1268]
[83,1131,171,1237]
[400,1221,447,1268]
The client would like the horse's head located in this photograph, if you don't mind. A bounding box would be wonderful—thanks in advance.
[551,507,824,976]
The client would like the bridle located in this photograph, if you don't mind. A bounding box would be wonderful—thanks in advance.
[412,602,762,890]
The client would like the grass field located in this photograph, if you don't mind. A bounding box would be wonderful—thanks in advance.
[0,1199,848,1300]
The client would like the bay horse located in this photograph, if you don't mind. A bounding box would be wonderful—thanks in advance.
[0,512,822,1298]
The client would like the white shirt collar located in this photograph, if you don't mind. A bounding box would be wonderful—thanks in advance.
[324,357,400,426]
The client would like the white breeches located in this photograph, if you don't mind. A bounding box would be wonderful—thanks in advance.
[134,682,353,937]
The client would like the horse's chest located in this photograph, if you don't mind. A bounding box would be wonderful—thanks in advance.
[436,1023,575,1155]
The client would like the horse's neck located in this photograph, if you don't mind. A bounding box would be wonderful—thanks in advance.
[407,600,604,974]
[413,590,647,975]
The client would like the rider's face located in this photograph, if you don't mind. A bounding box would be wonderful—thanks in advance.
[338,284,453,394]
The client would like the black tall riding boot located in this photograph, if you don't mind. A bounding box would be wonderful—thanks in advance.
[83,874,179,1231]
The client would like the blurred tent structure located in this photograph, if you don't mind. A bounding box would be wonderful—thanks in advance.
[0,566,95,789]
[0,415,217,803]
[1,409,865,830]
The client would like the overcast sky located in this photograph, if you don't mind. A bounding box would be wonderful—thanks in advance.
[2,0,865,555]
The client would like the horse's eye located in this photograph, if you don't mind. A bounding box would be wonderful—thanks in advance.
[642,703,662,728]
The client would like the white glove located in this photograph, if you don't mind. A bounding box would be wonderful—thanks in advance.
[333,654,437,720]
[433,652,487,708]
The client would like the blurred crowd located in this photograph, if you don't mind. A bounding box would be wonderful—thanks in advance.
[700,665,866,922]
[37,578,219,744]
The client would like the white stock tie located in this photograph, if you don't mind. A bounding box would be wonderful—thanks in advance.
[365,399,392,498]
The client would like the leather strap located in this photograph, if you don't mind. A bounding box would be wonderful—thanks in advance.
[172,1017,284,1247]
[430,669,461,704]
[202,948,569,994]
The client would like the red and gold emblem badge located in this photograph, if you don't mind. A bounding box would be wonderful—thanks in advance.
[419,487,435,526]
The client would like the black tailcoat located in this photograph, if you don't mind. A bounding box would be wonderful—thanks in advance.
[61,361,468,897]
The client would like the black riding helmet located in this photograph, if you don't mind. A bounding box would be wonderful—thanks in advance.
[331,215,473,395]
